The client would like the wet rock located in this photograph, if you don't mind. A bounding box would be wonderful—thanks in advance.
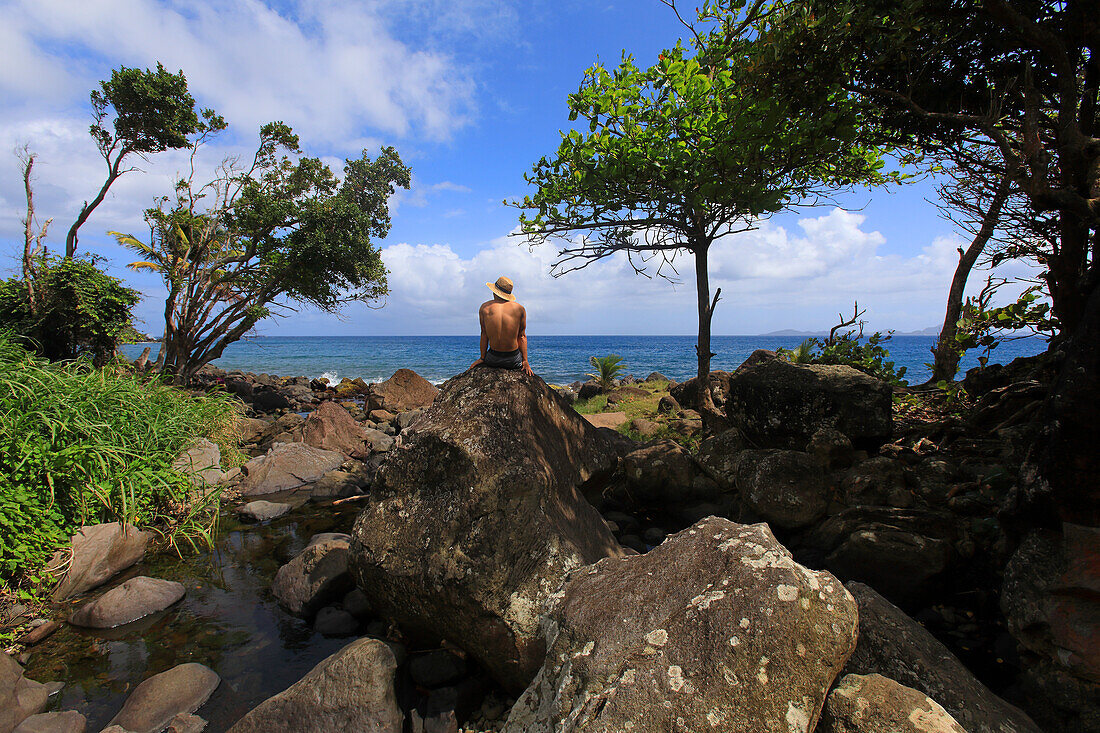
[47,522,152,600]
[809,509,962,605]
[503,517,857,733]
[272,534,352,618]
[12,711,87,733]
[236,500,291,523]
[367,368,439,413]
[725,360,892,450]
[69,577,185,629]
[237,443,344,496]
[1,653,54,732]
[808,427,854,470]
[841,457,913,508]
[164,713,206,733]
[409,650,467,689]
[819,673,966,733]
[696,428,747,489]
[172,439,224,487]
[736,449,828,529]
[350,368,623,692]
[107,663,220,733]
[669,370,732,409]
[227,638,401,733]
[300,401,373,458]
[313,606,358,637]
[844,582,1041,733]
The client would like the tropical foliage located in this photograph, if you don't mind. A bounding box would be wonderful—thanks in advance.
[587,354,628,388]
[0,335,241,588]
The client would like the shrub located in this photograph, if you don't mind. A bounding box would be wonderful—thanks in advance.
[0,335,240,588]
[587,354,627,388]
[0,256,139,366]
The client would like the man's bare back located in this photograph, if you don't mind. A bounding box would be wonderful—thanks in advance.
[471,277,532,375]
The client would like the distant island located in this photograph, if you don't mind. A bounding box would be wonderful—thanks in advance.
[758,326,941,337]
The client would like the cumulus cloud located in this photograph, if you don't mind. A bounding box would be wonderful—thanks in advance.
[364,209,1029,335]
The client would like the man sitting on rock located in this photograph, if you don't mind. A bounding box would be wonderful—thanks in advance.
[470,276,533,375]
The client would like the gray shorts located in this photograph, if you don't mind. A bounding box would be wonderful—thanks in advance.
[484,348,522,369]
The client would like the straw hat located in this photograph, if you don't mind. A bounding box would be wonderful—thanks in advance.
[486,276,516,302]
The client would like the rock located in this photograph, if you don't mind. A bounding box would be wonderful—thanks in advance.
[577,380,603,400]
[409,650,467,689]
[605,386,648,405]
[17,621,61,647]
[656,394,680,414]
[12,711,87,733]
[844,582,1041,733]
[308,467,371,501]
[725,359,893,450]
[368,409,396,424]
[272,534,352,618]
[362,428,395,452]
[300,401,372,458]
[164,713,206,733]
[644,371,669,382]
[735,348,778,372]
[224,376,254,399]
[236,500,291,523]
[367,368,439,413]
[620,440,716,507]
[582,411,627,429]
[251,387,291,413]
[628,418,661,438]
[503,517,857,733]
[1,653,54,732]
[310,377,329,391]
[669,370,732,409]
[313,606,359,636]
[47,522,152,600]
[1001,525,1100,729]
[808,509,962,605]
[69,577,186,629]
[172,439,223,486]
[841,457,913,508]
[819,673,967,733]
[107,663,220,733]
[350,368,624,692]
[642,527,666,545]
[227,638,401,733]
[341,588,371,618]
[670,416,702,436]
[696,428,747,488]
[735,449,828,529]
[808,427,855,470]
[396,408,425,432]
[237,443,344,496]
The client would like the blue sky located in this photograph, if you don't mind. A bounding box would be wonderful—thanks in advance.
[0,0,1033,336]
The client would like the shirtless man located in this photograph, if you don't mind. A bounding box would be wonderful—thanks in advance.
[470,276,533,375]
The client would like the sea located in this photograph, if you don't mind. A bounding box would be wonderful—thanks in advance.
[119,334,1048,386]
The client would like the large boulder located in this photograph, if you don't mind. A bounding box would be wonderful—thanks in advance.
[349,368,624,692]
[172,439,224,487]
[1001,525,1100,731]
[669,370,732,410]
[69,576,186,629]
[819,673,967,733]
[299,401,372,458]
[844,582,1041,733]
[367,368,439,413]
[503,517,858,733]
[725,360,892,450]
[807,508,963,606]
[840,457,913,508]
[47,522,152,600]
[107,663,220,733]
[272,534,353,618]
[227,638,401,733]
[236,443,344,496]
[736,449,828,530]
[1,653,54,733]
[13,711,87,733]
[618,440,719,507]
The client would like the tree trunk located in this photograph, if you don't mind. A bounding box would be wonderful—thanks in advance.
[930,171,1012,384]
[693,243,725,430]
[65,155,122,258]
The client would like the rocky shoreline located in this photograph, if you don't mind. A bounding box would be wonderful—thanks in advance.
[3,352,1095,732]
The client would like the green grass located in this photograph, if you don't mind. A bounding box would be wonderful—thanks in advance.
[0,334,242,590]
[571,380,700,449]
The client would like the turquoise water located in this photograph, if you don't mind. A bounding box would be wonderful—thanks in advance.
[120,334,1047,385]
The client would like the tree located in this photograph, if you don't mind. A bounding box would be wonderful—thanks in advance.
[66,63,204,258]
[516,2,893,420]
[17,147,52,315]
[112,122,410,382]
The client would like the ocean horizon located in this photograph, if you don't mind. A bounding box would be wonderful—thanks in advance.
[120,333,1047,386]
